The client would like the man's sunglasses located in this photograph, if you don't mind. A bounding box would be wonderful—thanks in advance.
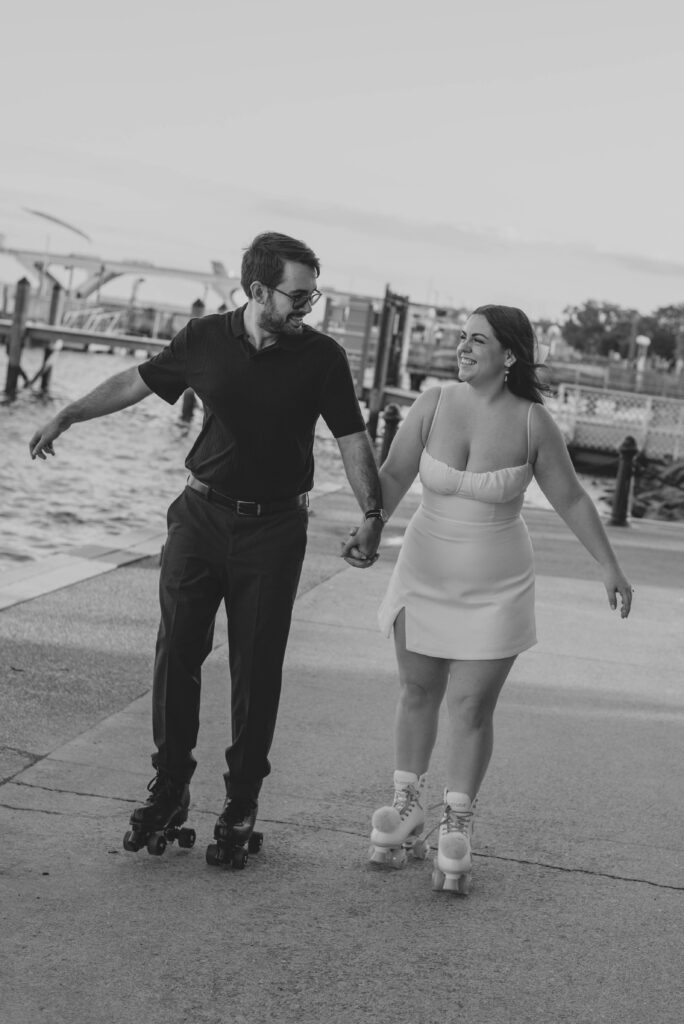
[269,286,322,310]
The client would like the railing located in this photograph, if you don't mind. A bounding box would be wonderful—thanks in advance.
[546,361,684,400]
[62,307,128,334]
[549,384,684,460]
[365,384,684,462]
[0,317,166,356]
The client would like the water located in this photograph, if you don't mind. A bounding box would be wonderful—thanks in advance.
[0,347,614,573]
[0,345,346,571]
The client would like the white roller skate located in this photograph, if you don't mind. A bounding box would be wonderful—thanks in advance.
[432,790,474,895]
[369,770,428,869]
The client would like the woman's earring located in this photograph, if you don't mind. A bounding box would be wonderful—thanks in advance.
[503,365,510,383]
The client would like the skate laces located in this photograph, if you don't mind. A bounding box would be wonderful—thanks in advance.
[147,772,166,795]
[441,805,472,837]
[146,772,177,799]
[393,783,421,819]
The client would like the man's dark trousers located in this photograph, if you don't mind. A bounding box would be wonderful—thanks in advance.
[151,486,308,800]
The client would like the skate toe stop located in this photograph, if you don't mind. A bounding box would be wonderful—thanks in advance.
[371,807,401,832]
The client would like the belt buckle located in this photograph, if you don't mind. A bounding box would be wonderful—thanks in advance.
[236,499,260,516]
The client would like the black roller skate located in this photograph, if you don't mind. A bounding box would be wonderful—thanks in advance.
[206,794,263,870]
[123,771,196,857]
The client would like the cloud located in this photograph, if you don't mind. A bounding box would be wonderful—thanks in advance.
[261,196,684,279]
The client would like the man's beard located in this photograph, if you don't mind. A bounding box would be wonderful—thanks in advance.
[258,297,304,336]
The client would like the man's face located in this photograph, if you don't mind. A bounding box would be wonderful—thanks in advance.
[258,260,319,336]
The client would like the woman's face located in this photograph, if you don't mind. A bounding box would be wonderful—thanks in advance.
[457,314,512,383]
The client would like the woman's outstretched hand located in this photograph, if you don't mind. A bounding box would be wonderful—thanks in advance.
[603,566,633,619]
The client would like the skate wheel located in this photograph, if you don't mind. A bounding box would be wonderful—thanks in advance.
[387,848,407,870]
[147,833,167,856]
[459,872,473,895]
[123,830,140,853]
[231,848,248,870]
[411,839,428,860]
[431,867,446,891]
[248,831,263,854]
[178,828,196,849]
[205,843,221,866]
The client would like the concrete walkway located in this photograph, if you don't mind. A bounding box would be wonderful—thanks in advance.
[1,488,683,1024]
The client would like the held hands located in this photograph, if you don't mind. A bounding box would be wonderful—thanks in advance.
[604,565,633,619]
[340,519,382,569]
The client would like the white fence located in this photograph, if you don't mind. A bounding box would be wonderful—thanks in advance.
[548,384,684,460]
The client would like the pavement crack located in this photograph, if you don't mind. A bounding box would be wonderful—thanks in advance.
[0,801,65,816]
[3,790,682,892]
[9,778,142,803]
[2,746,43,762]
[475,850,684,892]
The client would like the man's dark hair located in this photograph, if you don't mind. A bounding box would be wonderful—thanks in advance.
[241,232,320,296]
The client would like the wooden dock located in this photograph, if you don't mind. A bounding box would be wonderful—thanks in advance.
[0,316,166,356]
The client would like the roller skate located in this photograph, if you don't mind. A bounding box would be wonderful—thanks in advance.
[431,790,474,894]
[206,793,263,870]
[369,770,429,869]
[123,771,195,856]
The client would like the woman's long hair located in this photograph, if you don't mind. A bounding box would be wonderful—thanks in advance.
[471,304,548,404]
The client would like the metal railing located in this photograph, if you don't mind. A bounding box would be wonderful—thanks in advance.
[548,384,684,460]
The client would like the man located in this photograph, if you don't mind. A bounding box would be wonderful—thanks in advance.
[29,231,386,862]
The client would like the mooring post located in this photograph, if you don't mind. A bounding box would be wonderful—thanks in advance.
[379,403,401,464]
[180,387,196,422]
[609,435,639,526]
[48,281,63,325]
[367,287,394,441]
[4,277,31,400]
[180,299,205,421]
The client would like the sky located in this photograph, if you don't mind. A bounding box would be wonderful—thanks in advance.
[2,0,684,319]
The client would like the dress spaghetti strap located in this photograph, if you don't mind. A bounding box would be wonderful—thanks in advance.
[425,386,446,451]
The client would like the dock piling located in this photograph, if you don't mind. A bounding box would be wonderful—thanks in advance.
[379,403,401,463]
[609,435,639,526]
[4,277,31,400]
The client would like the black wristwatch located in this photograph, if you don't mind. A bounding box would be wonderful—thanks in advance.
[365,508,389,525]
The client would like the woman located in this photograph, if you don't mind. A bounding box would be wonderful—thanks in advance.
[368,304,633,893]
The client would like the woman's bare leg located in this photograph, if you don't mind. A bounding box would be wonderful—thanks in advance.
[444,656,516,800]
[392,610,450,775]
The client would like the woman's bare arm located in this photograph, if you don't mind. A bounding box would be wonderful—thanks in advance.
[532,404,633,617]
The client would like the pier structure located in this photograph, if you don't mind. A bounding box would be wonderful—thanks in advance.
[3,268,684,461]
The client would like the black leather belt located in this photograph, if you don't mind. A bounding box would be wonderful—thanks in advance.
[186,474,308,517]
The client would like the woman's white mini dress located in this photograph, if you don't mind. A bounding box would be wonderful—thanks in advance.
[378,389,538,660]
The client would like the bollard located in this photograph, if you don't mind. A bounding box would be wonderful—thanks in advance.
[379,403,401,464]
[4,277,31,399]
[609,435,639,526]
[48,281,63,325]
[180,387,197,422]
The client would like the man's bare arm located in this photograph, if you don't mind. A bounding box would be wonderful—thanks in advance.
[29,366,153,460]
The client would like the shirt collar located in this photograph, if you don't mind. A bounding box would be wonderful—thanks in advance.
[230,304,314,351]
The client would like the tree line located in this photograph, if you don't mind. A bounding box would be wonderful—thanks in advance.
[547,301,684,362]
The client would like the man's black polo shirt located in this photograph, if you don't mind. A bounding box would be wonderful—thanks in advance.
[138,306,365,500]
